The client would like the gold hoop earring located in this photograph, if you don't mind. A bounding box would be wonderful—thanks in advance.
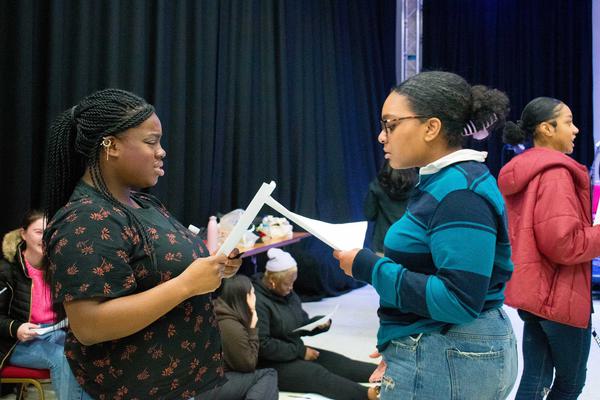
[101,137,112,161]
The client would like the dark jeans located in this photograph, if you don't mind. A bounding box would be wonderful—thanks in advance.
[515,310,591,400]
[196,369,278,400]
[259,348,376,400]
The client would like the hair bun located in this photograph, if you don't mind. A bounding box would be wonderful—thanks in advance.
[470,85,510,128]
[502,121,526,145]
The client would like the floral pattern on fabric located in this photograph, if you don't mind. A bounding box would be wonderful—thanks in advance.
[45,182,224,399]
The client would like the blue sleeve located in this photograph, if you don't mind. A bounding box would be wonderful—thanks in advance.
[352,249,408,309]
[355,190,498,323]
[402,190,497,323]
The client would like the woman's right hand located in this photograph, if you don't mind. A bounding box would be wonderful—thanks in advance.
[16,322,40,342]
[304,346,320,361]
[180,254,228,296]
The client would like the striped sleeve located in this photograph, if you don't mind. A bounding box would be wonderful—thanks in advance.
[403,190,497,323]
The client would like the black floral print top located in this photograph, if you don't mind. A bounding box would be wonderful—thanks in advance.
[44,182,225,400]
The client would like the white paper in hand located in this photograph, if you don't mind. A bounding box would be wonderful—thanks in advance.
[217,181,277,256]
[264,196,366,250]
[31,319,68,335]
[293,305,339,332]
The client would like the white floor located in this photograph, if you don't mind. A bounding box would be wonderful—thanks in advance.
[297,285,600,400]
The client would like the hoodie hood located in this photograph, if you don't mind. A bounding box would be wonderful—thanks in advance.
[498,147,589,196]
[213,297,243,324]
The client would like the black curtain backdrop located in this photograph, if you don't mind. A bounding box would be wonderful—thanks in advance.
[0,0,396,295]
[0,0,395,231]
[422,0,593,176]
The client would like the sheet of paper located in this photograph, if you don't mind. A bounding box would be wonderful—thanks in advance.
[217,181,277,256]
[293,305,339,332]
[284,394,333,399]
[264,196,367,250]
[32,319,68,335]
[594,206,600,226]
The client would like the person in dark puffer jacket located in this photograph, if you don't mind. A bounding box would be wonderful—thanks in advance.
[0,210,82,399]
[254,248,378,400]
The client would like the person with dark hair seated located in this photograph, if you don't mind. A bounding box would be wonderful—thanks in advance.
[213,275,278,400]
[0,210,82,399]
[254,248,378,400]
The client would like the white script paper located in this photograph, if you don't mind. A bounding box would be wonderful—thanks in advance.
[31,319,68,335]
[217,181,277,256]
[293,305,339,333]
[265,196,367,251]
[217,181,367,254]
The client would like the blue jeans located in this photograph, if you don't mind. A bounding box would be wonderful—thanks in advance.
[9,329,83,400]
[380,308,517,400]
[515,310,590,400]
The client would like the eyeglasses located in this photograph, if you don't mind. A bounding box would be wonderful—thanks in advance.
[380,115,427,141]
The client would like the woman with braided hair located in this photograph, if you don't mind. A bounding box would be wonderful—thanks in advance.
[42,88,241,399]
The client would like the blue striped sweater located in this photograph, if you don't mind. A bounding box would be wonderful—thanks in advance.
[353,159,513,350]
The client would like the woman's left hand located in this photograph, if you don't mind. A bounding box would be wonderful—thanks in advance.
[222,248,242,278]
[333,249,360,277]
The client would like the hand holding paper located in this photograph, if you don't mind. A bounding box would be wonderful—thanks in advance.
[293,305,338,334]
[31,319,68,335]
[333,249,360,277]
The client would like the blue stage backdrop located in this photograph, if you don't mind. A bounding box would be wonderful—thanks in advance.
[422,0,593,176]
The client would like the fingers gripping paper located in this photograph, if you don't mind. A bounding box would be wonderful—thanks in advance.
[217,182,367,255]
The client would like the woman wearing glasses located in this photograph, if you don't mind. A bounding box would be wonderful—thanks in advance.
[334,71,517,399]
[499,97,596,399]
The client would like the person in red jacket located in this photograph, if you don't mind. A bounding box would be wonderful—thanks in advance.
[498,97,598,400]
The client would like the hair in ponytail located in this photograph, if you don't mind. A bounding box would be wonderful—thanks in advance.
[502,97,562,145]
[392,71,509,147]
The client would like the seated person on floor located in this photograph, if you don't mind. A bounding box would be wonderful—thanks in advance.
[213,275,278,400]
[253,248,378,400]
